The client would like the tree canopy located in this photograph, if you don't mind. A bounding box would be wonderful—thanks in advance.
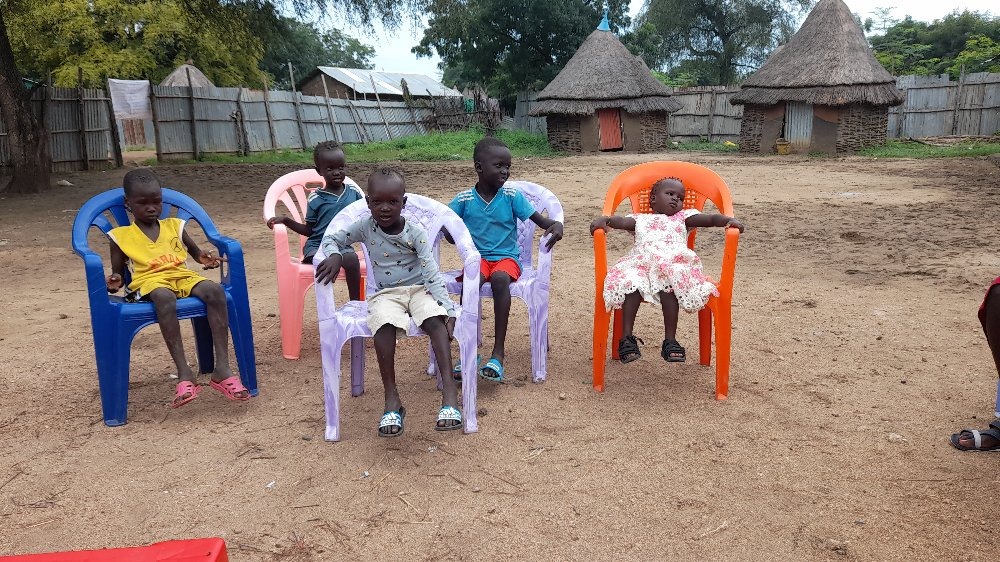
[636,0,813,86]
[414,0,631,99]
[260,17,375,89]
[868,11,1000,77]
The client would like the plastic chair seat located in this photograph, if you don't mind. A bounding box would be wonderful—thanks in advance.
[315,194,482,441]
[592,162,740,399]
[263,169,366,360]
[72,188,258,426]
[435,180,563,383]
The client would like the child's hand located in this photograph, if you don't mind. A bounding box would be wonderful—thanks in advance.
[725,218,745,233]
[266,216,287,229]
[198,250,226,269]
[543,221,563,250]
[314,258,339,285]
[106,273,123,293]
[446,316,456,340]
[590,216,610,235]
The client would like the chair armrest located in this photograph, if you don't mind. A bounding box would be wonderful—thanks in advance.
[312,248,339,322]
[716,227,741,298]
[536,235,554,284]
[592,228,609,310]
[81,251,114,310]
[208,236,245,288]
[459,251,482,319]
[270,223,294,264]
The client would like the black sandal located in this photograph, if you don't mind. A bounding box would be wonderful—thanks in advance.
[618,335,643,364]
[661,339,686,362]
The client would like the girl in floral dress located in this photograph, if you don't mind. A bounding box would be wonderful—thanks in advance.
[590,177,744,364]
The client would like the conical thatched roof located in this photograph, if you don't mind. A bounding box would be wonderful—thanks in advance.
[731,0,902,106]
[160,63,215,88]
[529,27,681,116]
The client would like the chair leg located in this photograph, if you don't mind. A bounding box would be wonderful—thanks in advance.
[426,342,439,378]
[277,278,307,360]
[350,337,365,397]
[227,296,259,397]
[715,307,732,401]
[698,308,713,367]
[459,318,478,434]
[191,316,214,375]
[527,302,547,382]
[592,308,612,393]
[93,324,132,426]
[320,335,346,441]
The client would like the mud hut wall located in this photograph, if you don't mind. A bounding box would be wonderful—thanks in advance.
[580,114,600,152]
[622,112,642,152]
[837,103,888,152]
[638,111,669,152]
[738,105,765,152]
[545,114,582,152]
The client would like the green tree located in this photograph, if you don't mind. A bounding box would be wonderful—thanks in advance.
[260,17,375,89]
[639,0,813,85]
[949,35,1000,75]
[869,11,1000,77]
[0,0,416,194]
[414,0,631,99]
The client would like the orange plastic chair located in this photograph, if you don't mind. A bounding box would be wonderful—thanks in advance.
[592,161,740,399]
[264,169,366,360]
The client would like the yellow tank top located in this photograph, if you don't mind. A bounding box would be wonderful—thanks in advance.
[108,217,192,292]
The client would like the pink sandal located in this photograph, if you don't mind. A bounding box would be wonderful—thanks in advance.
[171,381,201,409]
[209,376,250,402]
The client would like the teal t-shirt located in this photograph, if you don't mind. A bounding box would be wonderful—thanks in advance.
[448,185,536,266]
[303,180,363,257]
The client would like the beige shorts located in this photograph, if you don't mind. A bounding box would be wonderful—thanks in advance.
[367,285,449,336]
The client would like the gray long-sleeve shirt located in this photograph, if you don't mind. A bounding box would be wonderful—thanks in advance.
[321,216,457,317]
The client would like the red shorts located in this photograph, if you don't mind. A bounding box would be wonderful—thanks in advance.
[458,258,521,282]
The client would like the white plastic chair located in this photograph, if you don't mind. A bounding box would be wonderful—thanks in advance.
[431,180,563,382]
[314,195,482,441]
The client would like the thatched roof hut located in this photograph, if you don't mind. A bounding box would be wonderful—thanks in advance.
[160,62,215,88]
[732,0,903,153]
[529,17,681,153]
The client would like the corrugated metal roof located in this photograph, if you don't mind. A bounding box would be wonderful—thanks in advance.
[316,67,461,98]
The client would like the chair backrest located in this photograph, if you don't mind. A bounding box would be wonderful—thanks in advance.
[505,180,565,268]
[325,194,477,296]
[263,169,361,251]
[72,188,221,287]
[603,161,734,249]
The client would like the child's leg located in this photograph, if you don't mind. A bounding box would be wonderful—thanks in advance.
[660,291,680,341]
[341,251,362,301]
[955,285,1000,449]
[422,316,460,427]
[373,324,402,432]
[485,271,512,362]
[190,281,244,390]
[147,288,195,381]
[620,291,643,338]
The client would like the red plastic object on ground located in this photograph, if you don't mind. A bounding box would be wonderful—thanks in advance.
[0,538,228,562]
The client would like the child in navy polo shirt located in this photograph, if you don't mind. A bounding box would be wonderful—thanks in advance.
[448,137,564,381]
[267,141,364,301]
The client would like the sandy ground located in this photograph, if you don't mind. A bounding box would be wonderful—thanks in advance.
[2,151,1000,560]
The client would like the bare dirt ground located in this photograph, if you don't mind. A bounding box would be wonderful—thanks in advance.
[2,151,1000,560]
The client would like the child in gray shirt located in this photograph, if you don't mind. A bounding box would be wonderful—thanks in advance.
[315,167,462,437]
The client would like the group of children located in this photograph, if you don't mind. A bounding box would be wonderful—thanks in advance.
[109,137,742,437]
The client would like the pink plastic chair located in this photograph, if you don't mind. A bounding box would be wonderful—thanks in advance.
[263,169,366,359]
[314,194,482,441]
[433,180,564,382]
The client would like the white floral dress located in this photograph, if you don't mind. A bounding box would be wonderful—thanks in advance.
[603,210,719,313]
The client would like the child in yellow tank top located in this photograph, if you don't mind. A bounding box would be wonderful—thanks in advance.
[106,169,251,409]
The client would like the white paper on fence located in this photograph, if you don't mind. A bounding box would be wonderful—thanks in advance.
[108,79,152,120]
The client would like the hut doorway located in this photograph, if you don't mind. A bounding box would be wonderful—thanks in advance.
[784,102,813,150]
[597,109,624,151]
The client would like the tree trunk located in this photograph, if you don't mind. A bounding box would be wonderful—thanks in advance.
[0,12,50,194]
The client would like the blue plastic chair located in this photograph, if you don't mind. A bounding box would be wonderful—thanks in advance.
[71,188,258,426]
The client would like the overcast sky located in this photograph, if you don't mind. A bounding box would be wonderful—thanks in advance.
[324,0,997,79]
